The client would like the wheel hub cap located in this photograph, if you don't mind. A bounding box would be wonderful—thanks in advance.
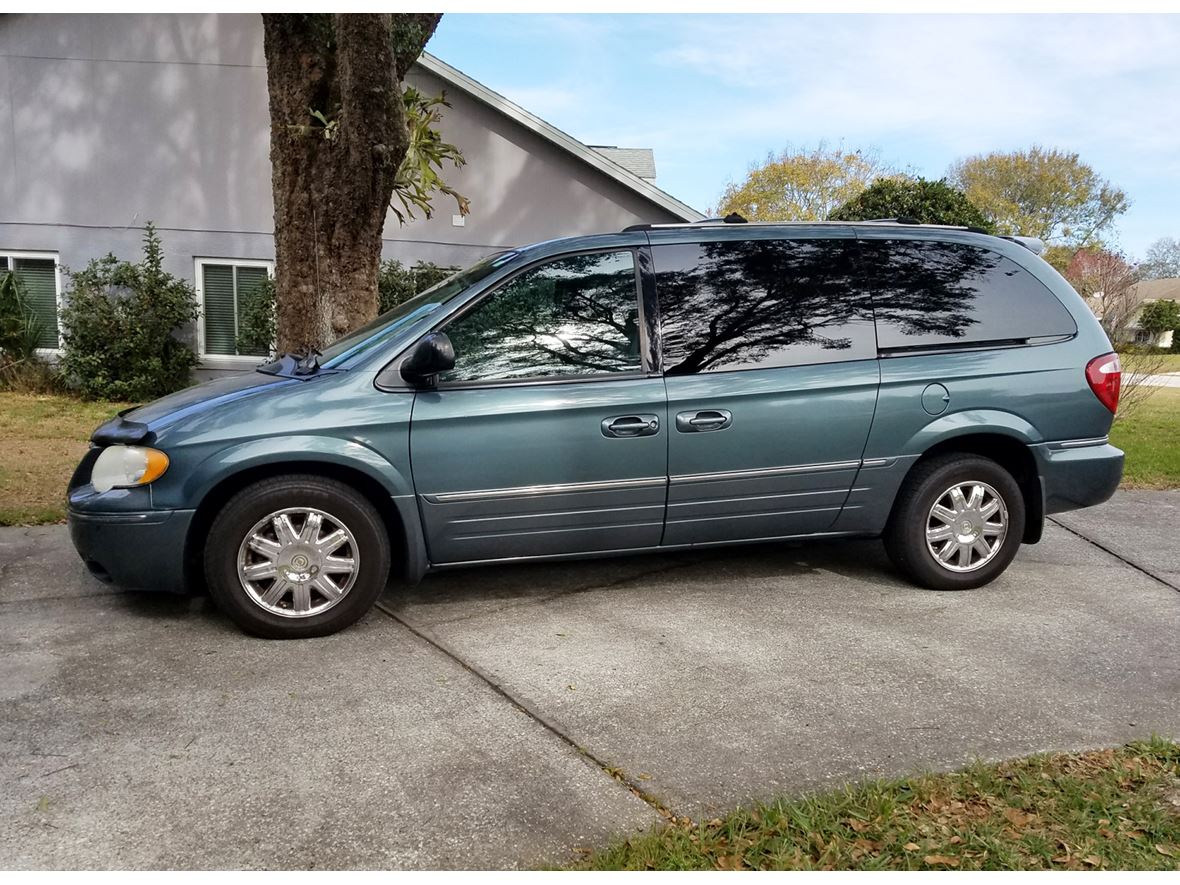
[236,507,360,618]
[925,480,1008,573]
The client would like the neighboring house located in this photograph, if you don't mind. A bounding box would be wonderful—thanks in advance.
[1125,278,1180,348]
[0,13,702,375]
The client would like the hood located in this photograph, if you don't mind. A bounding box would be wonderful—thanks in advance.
[92,372,294,445]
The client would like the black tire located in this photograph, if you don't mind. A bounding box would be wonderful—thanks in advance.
[204,475,391,638]
[883,453,1025,591]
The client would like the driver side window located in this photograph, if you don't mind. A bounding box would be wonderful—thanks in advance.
[439,251,643,384]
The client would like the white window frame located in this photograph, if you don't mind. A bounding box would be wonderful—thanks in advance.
[194,257,275,367]
[1,250,63,354]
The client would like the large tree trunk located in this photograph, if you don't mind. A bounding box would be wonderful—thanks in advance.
[262,13,441,352]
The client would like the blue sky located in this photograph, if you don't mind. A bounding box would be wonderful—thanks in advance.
[428,13,1180,257]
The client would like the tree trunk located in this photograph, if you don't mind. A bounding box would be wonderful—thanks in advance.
[262,13,441,352]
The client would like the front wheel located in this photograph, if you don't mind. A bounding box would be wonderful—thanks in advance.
[884,454,1025,591]
[204,475,391,638]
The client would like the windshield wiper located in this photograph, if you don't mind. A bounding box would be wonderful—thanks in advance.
[295,348,321,375]
[256,347,323,378]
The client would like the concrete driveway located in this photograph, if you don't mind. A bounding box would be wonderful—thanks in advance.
[2,491,1179,869]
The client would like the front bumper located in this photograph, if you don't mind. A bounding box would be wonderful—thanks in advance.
[1034,440,1124,515]
[67,506,194,594]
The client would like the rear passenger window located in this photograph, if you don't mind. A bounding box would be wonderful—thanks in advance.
[653,238,876,375]
[861,240,1076,351]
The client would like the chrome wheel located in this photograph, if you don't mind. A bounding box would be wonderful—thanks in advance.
[924,480,1008,573]
[236,507,360,618]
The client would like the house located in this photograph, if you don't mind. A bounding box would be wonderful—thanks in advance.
[1125,278,1180,348]
[0,13,702,375]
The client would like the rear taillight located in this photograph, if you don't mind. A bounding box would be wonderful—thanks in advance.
[1085,352,1121,414]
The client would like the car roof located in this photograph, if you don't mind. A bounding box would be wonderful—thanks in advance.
[509,220,1045,262]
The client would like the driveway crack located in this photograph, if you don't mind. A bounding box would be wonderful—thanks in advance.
[374,600,681,821]
[1048,516,1179,592]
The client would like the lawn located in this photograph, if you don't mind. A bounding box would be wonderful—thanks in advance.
[572,740,1180,870]
[1111,386,1180,489]
[1122,352,1180,375]
[0,382,1176,526]
[0,393,127,526]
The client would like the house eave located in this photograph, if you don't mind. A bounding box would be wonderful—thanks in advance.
[415,52,705,224]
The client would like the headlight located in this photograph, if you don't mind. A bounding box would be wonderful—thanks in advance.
[91,445,170,493]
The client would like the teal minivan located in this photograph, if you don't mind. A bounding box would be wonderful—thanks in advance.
[68,220,1124,638]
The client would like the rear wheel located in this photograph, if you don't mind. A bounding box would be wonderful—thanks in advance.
[884,454,1025,591]
[204,475,391,638]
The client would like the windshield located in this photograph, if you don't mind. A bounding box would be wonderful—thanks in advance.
[317,251,519,368]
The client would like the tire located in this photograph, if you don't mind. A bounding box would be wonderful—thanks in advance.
[204,475,391,638]
[883,453,1025,591]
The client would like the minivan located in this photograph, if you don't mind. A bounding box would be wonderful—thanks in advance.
[67,219,1124,638]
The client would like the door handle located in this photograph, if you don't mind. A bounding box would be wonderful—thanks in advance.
[601,414,660,438]
[675,409,732,433]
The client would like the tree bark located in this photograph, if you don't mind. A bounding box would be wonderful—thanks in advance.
[262,13,441,352]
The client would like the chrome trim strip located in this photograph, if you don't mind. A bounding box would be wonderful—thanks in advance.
[667,487,847,509]
[428,476,667,503]
[667,505,843,525]
[671,459,861,484]
[429,457,901,504]
[1050,436,1109,450]
[451,503,665,525]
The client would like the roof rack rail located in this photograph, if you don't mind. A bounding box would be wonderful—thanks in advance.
[623,212,747,233]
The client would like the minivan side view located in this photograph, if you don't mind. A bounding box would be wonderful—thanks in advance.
[67,220,1124,638]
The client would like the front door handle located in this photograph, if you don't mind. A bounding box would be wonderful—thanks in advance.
[601,414,660,438]
[675,409,733,433]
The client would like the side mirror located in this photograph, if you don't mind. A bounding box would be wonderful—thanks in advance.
[400,332,455,386]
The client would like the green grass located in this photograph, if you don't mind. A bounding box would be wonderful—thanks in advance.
[1111,387,1180,489]
[0,393,127,525]
[571,740,1180,870]
[1122,352,1180,375]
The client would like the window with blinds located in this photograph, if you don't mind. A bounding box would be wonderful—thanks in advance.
[1,255,59,349]
[199,261,272,356]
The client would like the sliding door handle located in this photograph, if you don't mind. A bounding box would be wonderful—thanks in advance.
[675,409,732,433]
[601,414,660,438]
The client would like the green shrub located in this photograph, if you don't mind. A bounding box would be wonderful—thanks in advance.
[829,176,995,231]
[0,271,47,363]
[236,276,277,358]
[378,259,460,313]
[1138,299,1180,339]
[59,224,200,401]
[0,271,59,393]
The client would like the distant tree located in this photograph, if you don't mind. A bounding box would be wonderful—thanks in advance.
[828,177,993,230]
[1065,248,1167,417]
[1139,237,1180,280]
[1138,299,1180,337]
[948,146,1128,246]
[1063,248,1141,342]
[1041,245,1076,276]
[719,143,892,222]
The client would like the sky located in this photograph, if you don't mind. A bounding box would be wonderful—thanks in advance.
[428,13,1180,258]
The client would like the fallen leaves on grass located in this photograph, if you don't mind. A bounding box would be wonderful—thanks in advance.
[571,739,1180,871]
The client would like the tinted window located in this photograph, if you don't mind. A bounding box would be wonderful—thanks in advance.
[654,238,876,375]
[861,240,1076,350]
[440,251,643,383]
